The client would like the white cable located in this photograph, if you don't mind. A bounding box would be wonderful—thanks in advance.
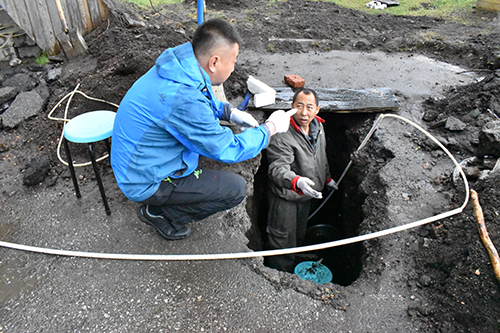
[48,84,119,167]
[0,113,470,260]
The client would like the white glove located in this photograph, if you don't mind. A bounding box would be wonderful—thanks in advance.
[297,177,323,199]
[327,179,338,190]
[230,108,259,129]
[266,109,297,134]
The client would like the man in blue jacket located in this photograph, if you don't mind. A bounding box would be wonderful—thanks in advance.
[111,18,294,240]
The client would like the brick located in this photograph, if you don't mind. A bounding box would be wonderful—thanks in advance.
[284,74,305,88]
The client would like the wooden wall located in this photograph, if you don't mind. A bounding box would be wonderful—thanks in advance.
[0,0,109,57]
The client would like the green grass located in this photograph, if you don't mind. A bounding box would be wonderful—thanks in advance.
[325,0,476,20]
[35,52,49,65]
[119,0,478,23]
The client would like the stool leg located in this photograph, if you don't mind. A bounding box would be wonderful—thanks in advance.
[63,138,81,199]
[104,138,111,165]
[88,143,111,215]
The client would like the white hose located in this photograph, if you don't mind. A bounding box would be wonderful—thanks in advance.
[0,113,469,260]
[48,84,119,167]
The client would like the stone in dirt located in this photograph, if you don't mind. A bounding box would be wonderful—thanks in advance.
[22,155,51,186]
[477,120,500,158]
[0,84,49,128]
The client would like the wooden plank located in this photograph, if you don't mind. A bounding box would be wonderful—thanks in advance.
[78,0,94,35]
[249,87,400,113]
[35,0,59,54]
[0,0,36,42]
[0,0,19,29]
[24,0,52,53]
[87,0,103,29]
[54,0,88,58]
[45,0,71,56]
[97,0,110,22]
[62,0,83,34]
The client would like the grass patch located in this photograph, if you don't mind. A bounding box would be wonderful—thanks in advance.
[317,0,477,23]
[35,53,49,66]
[118,0,479,24]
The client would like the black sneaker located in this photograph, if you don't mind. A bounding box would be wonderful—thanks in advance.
[137,204,191,240]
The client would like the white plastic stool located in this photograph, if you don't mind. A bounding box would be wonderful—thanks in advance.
[63,110,116,215]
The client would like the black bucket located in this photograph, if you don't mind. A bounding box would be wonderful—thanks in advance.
[299,224,341,283]
[303,224,340,245]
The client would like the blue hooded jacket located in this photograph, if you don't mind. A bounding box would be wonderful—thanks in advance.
[111,42,270,202]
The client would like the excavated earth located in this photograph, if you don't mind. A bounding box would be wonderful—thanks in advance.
[0,0,499,332]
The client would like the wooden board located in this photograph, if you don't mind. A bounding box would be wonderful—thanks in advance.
[0,0,35,43]
[87,0,103,29]
[78,0,94,34]
[249,87,399,113]
[24,0,52,53]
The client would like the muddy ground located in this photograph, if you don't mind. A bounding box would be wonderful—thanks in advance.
[0,0,500,332]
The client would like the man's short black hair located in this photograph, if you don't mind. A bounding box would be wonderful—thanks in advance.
[292,88,319,106]
[192,18,242,58]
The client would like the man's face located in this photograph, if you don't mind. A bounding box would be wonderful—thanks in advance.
[211,42,239,86]
[292,92,320,129]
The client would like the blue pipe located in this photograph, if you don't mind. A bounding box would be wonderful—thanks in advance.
[197,0,204,25]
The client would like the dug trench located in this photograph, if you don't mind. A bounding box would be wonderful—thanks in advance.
[247,112,376,287]
[1,0,500,331]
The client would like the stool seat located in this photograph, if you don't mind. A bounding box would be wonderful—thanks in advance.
[64,110,116,143]
[63,110,116,215]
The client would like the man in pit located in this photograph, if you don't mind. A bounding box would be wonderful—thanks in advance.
[266,88,337,273]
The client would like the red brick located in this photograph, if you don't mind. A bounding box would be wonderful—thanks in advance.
[284,74,305,88]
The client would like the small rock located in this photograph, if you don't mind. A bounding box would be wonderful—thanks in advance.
[463,108,481,123]
[0,86,18,105]
[1,88,49,128]
[463,166,481,180]
[3,73,37,93]
[417,304,432,316]
[446,137,460,150]
[422,110,439,122]
[0,143,9,152]
[477,120,500,158]
[23,155,51,186]
[445,116,466,131]
[47,67,63,81]
[9,58,22,66]
[419,275,432,287]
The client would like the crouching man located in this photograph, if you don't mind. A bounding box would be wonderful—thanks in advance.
[111,18,294,240]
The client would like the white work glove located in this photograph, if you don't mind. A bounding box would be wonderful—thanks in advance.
[230,108,259,129]
[297,177,323,199]
[327,179,338,190]
[266,109,297,134]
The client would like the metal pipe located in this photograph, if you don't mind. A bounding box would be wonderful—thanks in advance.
[197,0,204,25]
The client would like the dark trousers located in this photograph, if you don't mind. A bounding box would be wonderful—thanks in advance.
[141,168,246,225]
[266,192,311,273]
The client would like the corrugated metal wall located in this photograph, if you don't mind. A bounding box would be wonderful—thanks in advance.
[0,0,109,57]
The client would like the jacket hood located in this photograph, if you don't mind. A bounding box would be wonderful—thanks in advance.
[155,42,209,89]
